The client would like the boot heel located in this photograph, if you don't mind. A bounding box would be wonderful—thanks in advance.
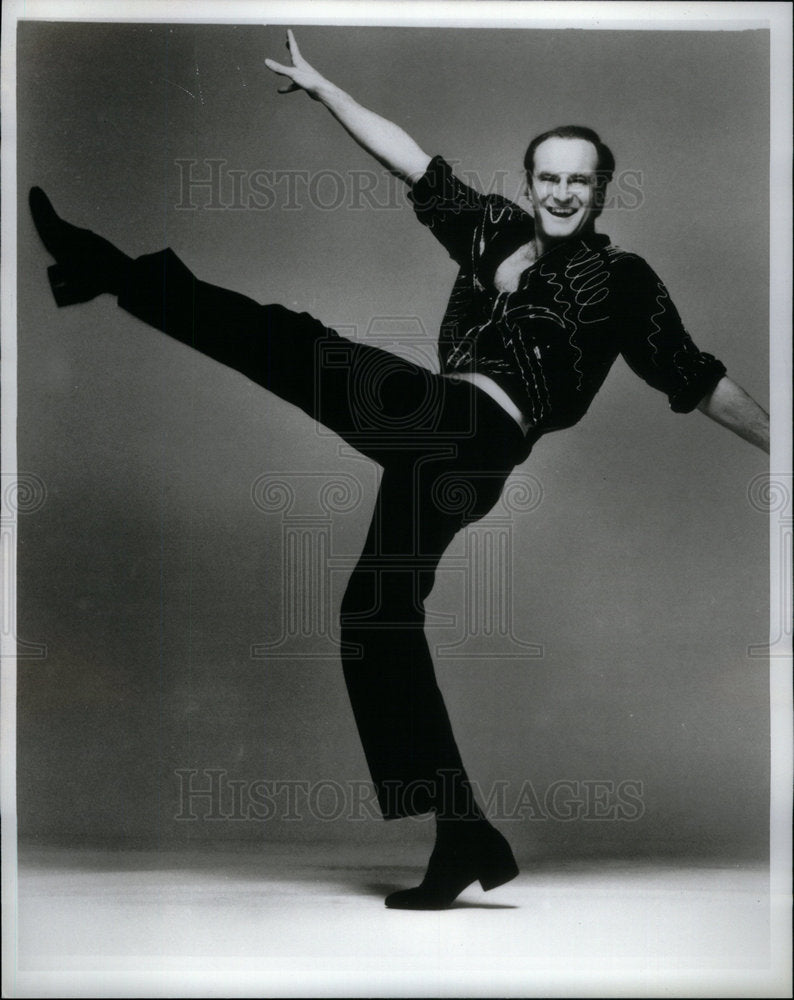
[478,855,519,892]
[47,263,101,306]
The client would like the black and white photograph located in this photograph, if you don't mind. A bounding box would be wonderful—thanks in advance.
[2,1,791,996]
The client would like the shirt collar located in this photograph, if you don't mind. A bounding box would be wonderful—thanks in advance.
[535,228,611,266]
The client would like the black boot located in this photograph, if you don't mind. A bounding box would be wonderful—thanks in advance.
[29,186,132,305]
[384,817,519,910]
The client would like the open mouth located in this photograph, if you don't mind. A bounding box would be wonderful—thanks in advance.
[546,207,578,219]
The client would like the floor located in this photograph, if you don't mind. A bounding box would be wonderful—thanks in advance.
[5,842,788,997]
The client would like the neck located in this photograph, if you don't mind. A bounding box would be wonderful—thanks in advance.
[534,224,596,258]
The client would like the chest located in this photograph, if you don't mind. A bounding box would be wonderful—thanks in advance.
[491,240,538,294]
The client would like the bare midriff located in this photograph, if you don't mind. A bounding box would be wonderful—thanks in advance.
[445,371,531,436]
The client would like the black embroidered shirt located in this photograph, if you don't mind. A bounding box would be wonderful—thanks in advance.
[409,155,727,459]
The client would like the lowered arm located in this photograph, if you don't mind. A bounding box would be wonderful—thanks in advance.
[696,375,770,454]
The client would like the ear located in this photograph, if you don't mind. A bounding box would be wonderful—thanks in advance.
[522,176,535,216]
[592,176,609,214]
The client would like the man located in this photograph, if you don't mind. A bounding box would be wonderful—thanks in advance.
[29,30,769,911]
[265,32,768,453]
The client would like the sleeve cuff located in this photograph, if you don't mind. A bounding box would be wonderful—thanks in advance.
[668,358,727,413]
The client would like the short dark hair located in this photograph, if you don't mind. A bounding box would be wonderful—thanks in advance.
[523,125,615,182]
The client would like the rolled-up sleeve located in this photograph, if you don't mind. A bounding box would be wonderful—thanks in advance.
[407,155,491,266]
[617,257,727,412]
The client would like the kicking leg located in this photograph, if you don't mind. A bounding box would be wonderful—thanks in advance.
[28,187,476,463]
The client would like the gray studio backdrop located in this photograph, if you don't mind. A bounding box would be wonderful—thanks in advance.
[16,21,769,859]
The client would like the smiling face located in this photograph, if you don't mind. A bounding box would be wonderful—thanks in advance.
[527,136,601,251]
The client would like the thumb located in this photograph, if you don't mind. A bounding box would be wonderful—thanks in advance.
[265,58,294,74]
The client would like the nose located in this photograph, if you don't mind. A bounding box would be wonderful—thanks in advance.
[552,179,572,203]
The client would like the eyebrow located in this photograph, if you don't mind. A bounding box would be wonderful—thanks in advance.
[536,171,594,179]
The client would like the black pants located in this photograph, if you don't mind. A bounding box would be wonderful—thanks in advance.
[118,249,527,819]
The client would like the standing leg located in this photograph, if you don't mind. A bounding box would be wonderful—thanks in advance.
[342,455,519,908]
[340,461,473,821]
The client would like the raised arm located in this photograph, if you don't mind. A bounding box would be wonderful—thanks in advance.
[265,30,431,184]
[696,376,770,454]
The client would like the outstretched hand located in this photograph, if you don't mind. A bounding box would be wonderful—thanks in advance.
[265,29,326,99]
[263,28,430,184]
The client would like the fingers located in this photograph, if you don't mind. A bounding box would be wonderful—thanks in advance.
[264,59,300,94]
[286,28,302,62]
[265,58,293,76]
[266,30,304,72]
[265,30,307,94]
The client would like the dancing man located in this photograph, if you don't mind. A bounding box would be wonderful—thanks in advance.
[28,30,769,910]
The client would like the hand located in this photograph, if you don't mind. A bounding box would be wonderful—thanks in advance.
[265,30,326,100]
